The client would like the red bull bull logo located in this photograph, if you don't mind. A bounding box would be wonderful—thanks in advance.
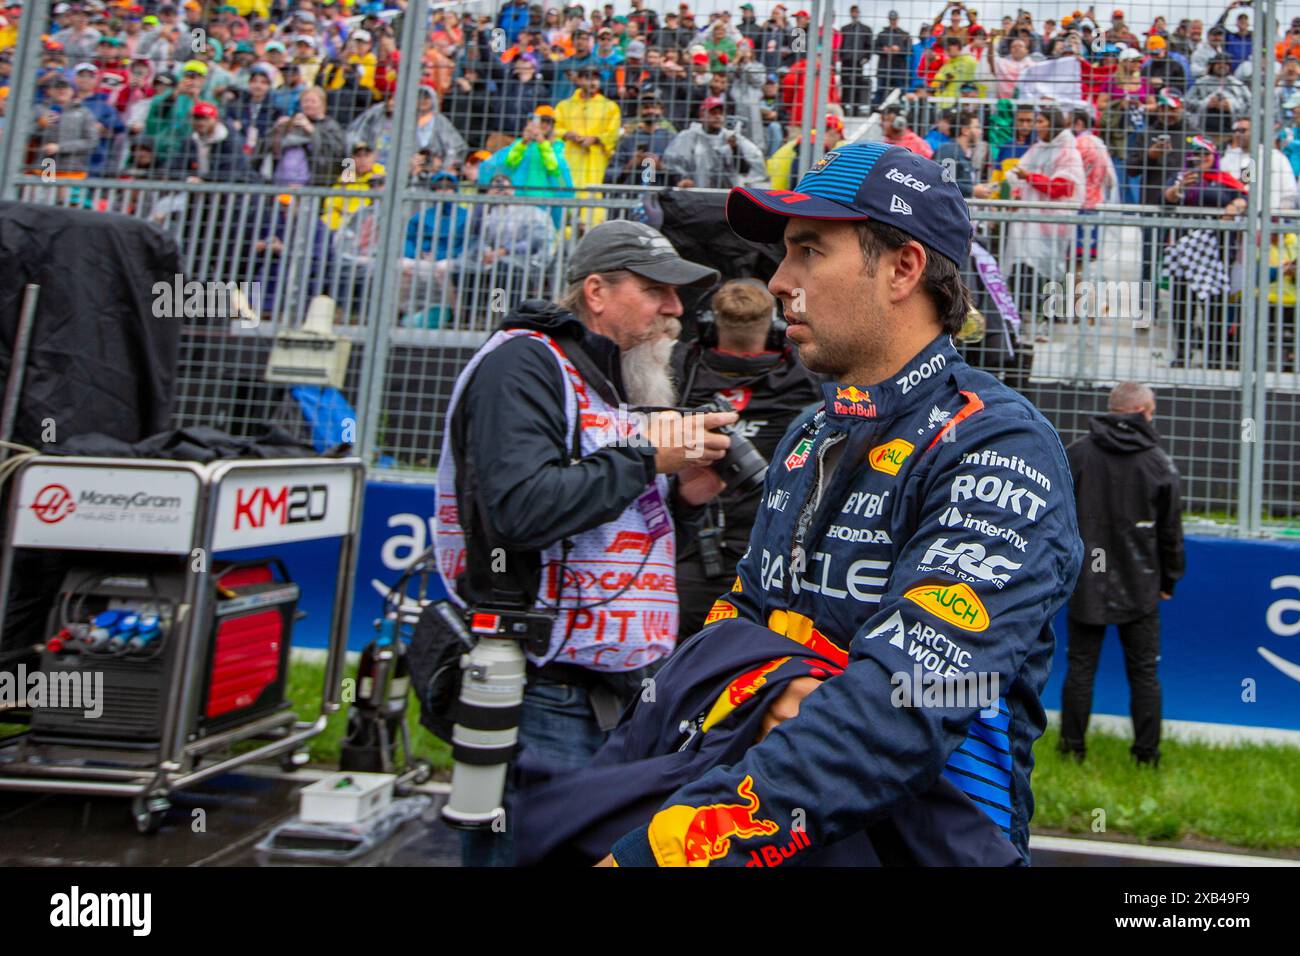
[833,386,877,419]
[701,656,791,732]
[648,775,781,866]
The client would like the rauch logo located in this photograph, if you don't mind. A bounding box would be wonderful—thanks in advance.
[31,484,76,524]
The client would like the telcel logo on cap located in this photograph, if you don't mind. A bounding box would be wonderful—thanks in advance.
[885,168,931,193]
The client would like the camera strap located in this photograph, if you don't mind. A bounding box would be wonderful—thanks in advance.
[549,328,624,410]
[449,327,616,614]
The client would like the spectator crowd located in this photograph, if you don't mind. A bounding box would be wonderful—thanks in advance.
[2,0,1298,356]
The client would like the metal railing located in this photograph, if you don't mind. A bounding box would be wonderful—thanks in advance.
[0,0,1293,535]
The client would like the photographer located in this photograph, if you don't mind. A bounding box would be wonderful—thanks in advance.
[434,220,736,865]
[672,279,821,637]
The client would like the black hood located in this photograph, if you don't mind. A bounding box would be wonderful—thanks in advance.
[500,298,629,402]
[1088,412,1160,454]
[500,297,585,337]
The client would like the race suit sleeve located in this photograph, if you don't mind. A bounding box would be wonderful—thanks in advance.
[609,413,1082,866]
[464,335,658,552]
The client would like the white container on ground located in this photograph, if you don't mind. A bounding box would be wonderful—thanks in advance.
[299,772,395,824]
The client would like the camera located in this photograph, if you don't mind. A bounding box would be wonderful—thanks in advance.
[691,397,767,494]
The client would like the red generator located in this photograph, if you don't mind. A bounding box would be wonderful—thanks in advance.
[201,561,300,732]
[33,558,299,746]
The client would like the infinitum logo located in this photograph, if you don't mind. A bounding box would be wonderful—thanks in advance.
[50,886,151,936]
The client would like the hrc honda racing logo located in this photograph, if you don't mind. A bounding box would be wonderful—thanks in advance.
[915,537,1023,589]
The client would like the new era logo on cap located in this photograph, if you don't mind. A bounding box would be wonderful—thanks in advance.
[724,141,973,268]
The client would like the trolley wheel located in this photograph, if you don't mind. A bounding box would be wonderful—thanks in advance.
[130,795,170,835]
[279,750,309,773]
[411,760,433,785]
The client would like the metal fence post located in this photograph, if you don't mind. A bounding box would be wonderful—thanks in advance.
[796,0,819,182]
[0,1,46,199]
[1247,0,1280,535]
[354,0,430,465]
[1236,4,1268,536]
[809,0,836,169]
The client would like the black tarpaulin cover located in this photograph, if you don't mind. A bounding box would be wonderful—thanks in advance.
[0,200,183,447]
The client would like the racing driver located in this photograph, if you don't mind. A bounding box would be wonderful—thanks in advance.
[600,141,1084,866]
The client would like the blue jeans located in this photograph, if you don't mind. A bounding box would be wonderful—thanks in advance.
[458,677,609,867]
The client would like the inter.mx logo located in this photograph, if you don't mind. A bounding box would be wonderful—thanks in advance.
[31,484,76,524]
[234,484,328,530]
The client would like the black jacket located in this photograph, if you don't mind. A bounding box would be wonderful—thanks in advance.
[671,340,821,557]
[450,300,658,606]
[1067,413,1185,625]
[514,618,1019,866]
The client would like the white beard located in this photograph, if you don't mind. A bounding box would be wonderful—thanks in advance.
[621,335,677,408]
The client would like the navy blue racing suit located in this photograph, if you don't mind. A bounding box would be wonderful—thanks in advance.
[610,333,1084,866]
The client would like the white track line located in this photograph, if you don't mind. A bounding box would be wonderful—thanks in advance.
[1031,835,1299,866]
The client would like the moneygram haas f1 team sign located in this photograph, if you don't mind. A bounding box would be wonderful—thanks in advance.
[10,459,359,554]
[12,463,203,554]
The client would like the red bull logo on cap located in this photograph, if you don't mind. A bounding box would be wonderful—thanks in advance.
[809,151,841,174]
[647,775,781,866]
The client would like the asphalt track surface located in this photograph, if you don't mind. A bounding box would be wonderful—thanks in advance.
[0,769,1293,867]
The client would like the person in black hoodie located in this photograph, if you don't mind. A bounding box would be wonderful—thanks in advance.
[1060,381,1185,766]
[443,64,498,152]
[439,220,734,866]
[671,279,821,637]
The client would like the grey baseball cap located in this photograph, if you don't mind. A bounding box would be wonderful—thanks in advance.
[565,220,719,287]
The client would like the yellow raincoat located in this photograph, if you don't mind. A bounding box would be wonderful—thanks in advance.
[1267,233,1298,307]
[321,162,387,231]
[555,89,621,227]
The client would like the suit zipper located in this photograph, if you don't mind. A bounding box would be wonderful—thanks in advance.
[789,430,845,601]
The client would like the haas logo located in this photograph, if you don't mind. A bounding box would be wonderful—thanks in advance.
[716,387,752,412]
[31,484,76,524]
